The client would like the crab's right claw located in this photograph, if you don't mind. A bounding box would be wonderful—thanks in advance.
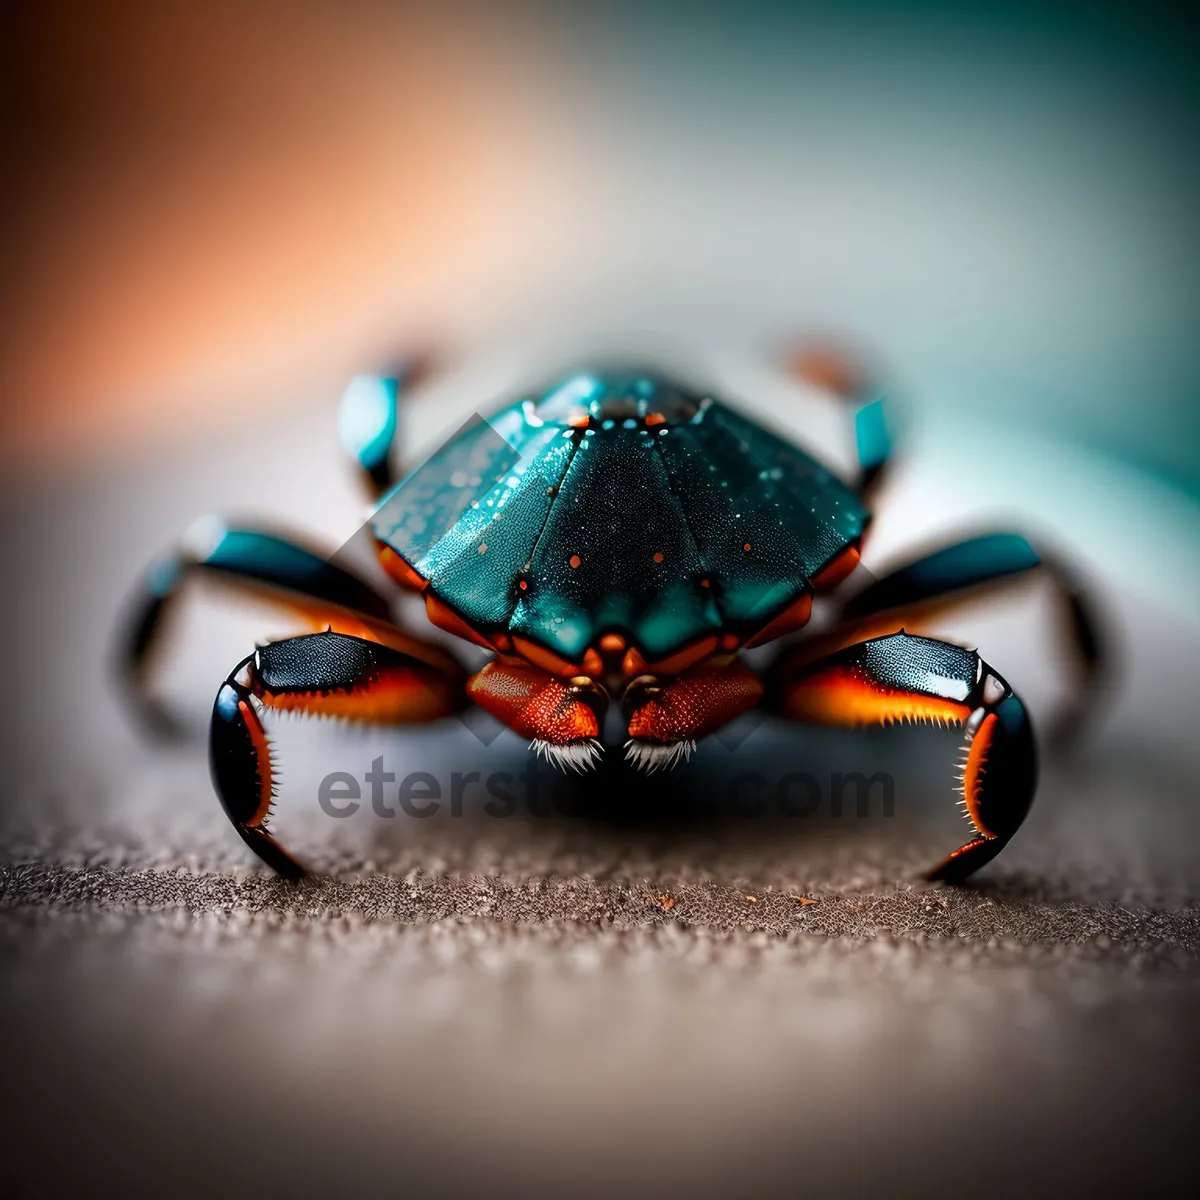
[210,665,306,878]
[210,631,465,875]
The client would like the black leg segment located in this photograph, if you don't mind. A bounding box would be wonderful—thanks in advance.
[838,531,1106,741]
[337,356,435,498]
[210,663,305,877]
[117,521,396,732]
[788,342,893,499]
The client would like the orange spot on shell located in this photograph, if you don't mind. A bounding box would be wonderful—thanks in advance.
[743,543,752,552]
[477,543,488,554]
[569,554,581,569]
[653,551,664,563]
[599,633,626,654]
[645,412,667,427]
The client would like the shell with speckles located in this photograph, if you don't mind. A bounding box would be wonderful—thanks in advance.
[372,369,868,663]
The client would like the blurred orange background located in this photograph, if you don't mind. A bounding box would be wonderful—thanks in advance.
[1,1,582,472]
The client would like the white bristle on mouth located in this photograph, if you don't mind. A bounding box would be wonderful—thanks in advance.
[623,739,696,774]
[529,738,603,774]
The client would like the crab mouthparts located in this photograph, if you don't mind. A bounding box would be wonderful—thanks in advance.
[529,738,604,774]
[624,739,697,774]
[528,738,698,774]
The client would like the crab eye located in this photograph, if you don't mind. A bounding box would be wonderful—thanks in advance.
[622,674,664,716]
[567,676,609,721]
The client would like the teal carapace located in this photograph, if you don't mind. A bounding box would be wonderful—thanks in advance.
[372,369,868,662]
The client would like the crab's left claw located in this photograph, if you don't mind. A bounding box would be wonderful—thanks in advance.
[927,686,1037,882]
[769,631,1038,882]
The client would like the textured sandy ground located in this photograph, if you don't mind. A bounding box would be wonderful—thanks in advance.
[4,723,1199,1197]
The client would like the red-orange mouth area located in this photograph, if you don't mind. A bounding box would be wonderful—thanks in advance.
[505,633,723,684]
[467,662,600,745]
[626,662,764,743]
[781,667,971,728]
[255,670,455,724]
[960,711,998,838]
[620,636,720,680]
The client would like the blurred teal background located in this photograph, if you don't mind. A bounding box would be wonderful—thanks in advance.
[542,0,1199,497]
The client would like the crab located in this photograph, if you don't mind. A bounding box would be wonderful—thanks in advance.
[120,349,1102,880]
